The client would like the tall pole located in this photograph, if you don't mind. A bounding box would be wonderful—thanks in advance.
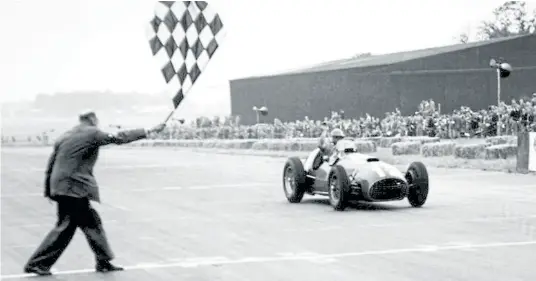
[254,110,260,138]
[497,68,501,136]
[497,68,501,106]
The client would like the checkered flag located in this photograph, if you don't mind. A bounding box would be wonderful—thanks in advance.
[147,1,225,109]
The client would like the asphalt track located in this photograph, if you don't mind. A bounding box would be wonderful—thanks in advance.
[2,147,536,280]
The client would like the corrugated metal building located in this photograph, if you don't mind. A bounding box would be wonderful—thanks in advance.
[230,33,536,125]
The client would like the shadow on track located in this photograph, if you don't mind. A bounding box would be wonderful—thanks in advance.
[299,198,412,211]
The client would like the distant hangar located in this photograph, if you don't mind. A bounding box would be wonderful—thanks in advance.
[229,33,536,125]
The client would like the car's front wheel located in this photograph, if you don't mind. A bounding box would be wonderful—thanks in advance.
[283,157,307,203]
[405,161,429,207]
[328,165,350,211]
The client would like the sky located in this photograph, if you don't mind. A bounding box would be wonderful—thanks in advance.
[0,0,533,107]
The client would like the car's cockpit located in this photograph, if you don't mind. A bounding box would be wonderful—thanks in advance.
[334,138,359,154]
[306,138,359,171]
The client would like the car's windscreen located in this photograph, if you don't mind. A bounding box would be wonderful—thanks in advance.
[336,140,358,152]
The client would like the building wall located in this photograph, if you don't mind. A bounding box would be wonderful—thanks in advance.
[389,68,536,115]
[387,34,536,114]
[231,35,536,124]
[230,69,397,125]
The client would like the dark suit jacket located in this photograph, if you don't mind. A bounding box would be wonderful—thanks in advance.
[44,124,147,202]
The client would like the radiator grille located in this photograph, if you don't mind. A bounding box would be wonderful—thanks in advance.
[369,179,406,200]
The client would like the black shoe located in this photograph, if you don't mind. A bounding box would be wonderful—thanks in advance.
[24,266,52,276]
[96,261,124,273]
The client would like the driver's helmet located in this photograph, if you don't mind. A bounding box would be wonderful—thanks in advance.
[330,128,345,144]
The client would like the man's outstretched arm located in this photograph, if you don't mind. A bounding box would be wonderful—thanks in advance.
[318,130,332,153]
[93,124,166,146]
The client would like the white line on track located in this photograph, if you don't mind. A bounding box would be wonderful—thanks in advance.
[1,240,535,279]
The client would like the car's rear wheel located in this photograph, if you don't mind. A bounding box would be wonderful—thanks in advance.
[283,157,307,203]
[405,161,429,207]
[328,165,350,211]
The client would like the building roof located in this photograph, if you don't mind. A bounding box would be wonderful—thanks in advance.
[237,33,534,80]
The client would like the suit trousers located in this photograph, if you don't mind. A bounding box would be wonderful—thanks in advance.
[25,196,114,269]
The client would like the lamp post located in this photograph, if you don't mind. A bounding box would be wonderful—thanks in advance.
[252,106,268,138]
[168,117,185,140]
[252,106,268,124]
[489,58,512,136]
[171,117,185,124]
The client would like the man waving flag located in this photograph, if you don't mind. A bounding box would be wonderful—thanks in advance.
[147,1,226,110]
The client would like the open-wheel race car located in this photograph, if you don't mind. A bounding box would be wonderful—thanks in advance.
[282,138,429,211]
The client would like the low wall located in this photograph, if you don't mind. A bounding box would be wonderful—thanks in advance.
[2,136,519,161]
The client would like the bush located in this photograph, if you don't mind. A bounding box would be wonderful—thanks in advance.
[128,138,373,153]
[129,139,518,162]
[234,140,256,149]
[187,140,204,148]
[485,144,517,159]
[421,141,456,157]
[214,140,230,149]
[486,136,517,146]
[246,139,377,153]
[267,140,292,151]
[139,140,152,147]
[296,140,319,151]
[454,143,490,159]
[401,136,441,144]
[379,137,402,148]
[151,140,166,147]
[355,140,377,153]
[202,140,217,148]
[251,140,269,150]
[372,136,439,148]
[391,141,422,156]
[251,139,295,151]
[364,136,383,146]
[216,139,255,149]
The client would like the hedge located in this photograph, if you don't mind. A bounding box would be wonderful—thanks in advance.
[391,141,422,156]
[454,143,490,159]
[249,139,377,153]
[402,136,441,144]
[352,140,377,153]
[485,136,517,146]
[251,139,301,151]
[379,137,403,148]
[454,140,518,160]
[4,137,521,162]
[485,144,518,159]
[421,141,457,157]
[364,136,383,146]
[378,136,440,148]
[129,139,378,153]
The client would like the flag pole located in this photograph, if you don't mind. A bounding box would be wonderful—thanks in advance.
[163,108,176,123]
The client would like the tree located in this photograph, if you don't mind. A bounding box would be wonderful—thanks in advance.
[352,52,372,59]
[477,1,536,40]
[457,1,535,43]
[457,33,469,44]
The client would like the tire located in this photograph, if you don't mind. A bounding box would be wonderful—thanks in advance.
[282,157,307,203]
[328,165,351,211]
[405,161,429,207]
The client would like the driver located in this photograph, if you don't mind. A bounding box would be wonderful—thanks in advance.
[318,128,346,159]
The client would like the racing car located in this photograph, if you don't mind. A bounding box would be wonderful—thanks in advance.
[282,138,429,211]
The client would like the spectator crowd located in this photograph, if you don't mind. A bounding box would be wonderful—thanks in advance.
[154,96,536,140]
[2,96,536,144]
